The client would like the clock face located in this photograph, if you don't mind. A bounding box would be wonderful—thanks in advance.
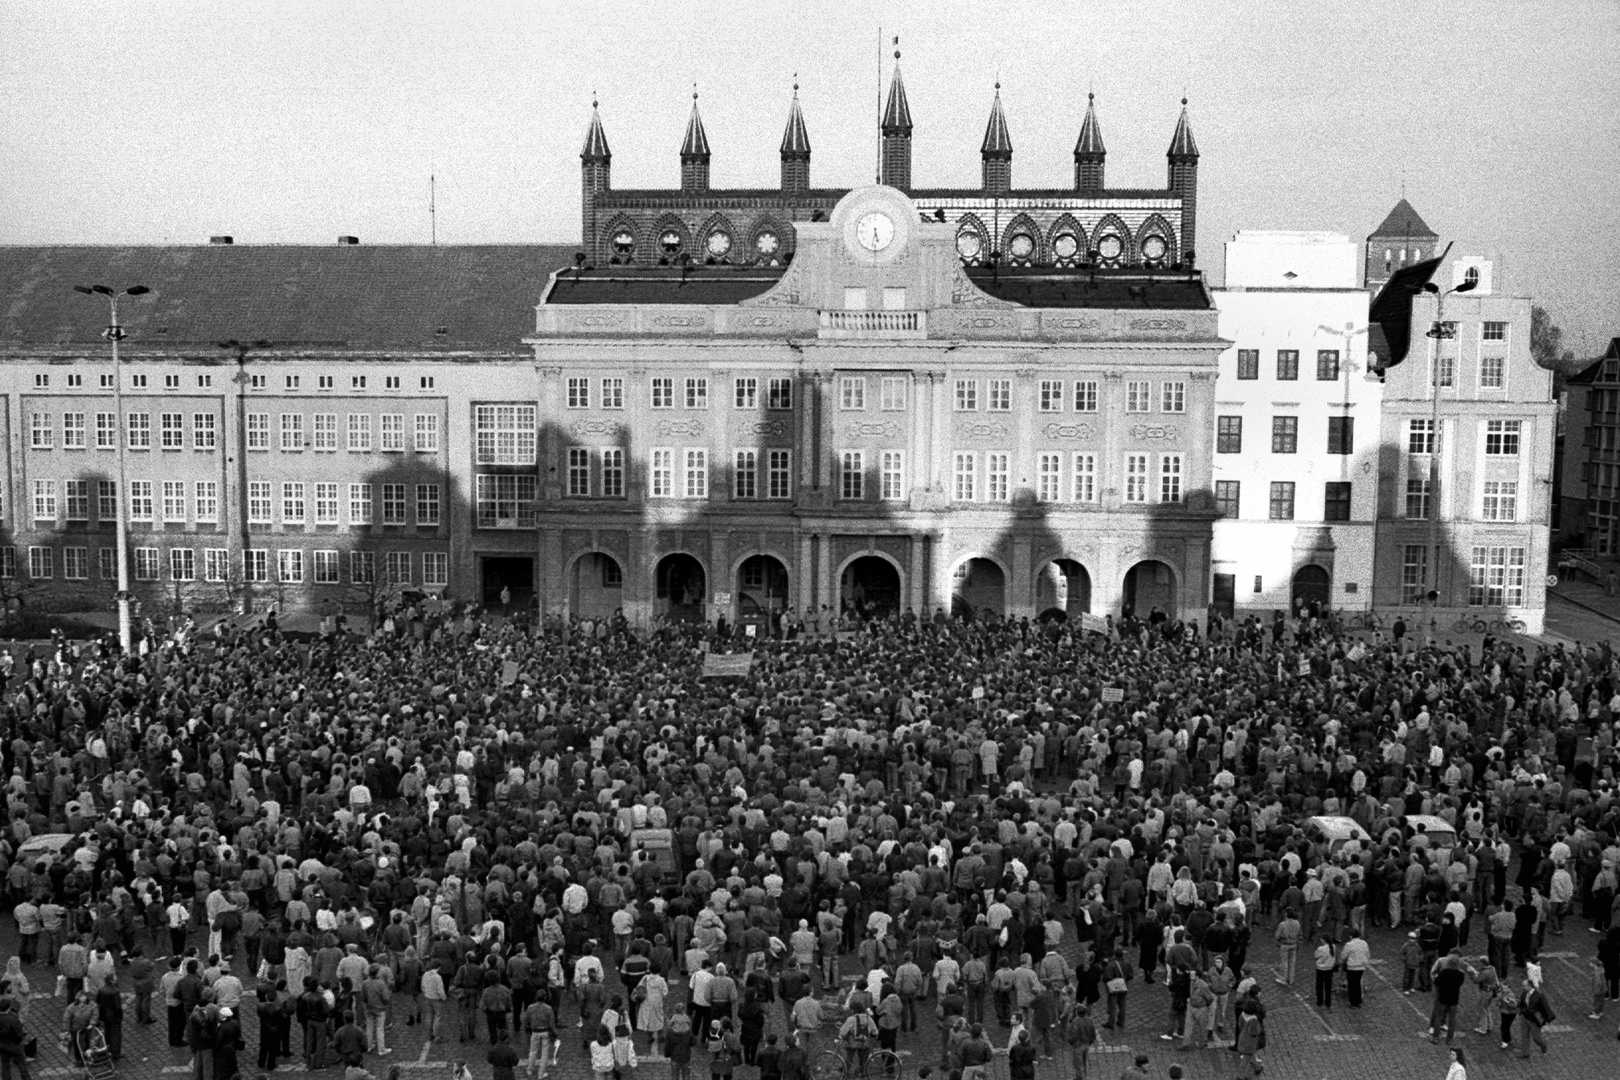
[1097,234,1124,260]
[956,230,983,260]
[706,231,732,258]
[1053,233,1079,260]
[1142,235,1167,262]
[1009,233,1035,260]
[755,232,779,256]
[856,212,895,252]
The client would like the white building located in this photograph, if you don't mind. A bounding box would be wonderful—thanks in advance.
[1211,231,1381,617]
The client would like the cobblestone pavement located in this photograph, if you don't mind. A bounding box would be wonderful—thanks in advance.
[8,912,1620,1080]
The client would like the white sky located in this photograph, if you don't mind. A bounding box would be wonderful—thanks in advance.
[3,0,1616,355]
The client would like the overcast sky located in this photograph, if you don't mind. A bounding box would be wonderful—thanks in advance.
[3,0,1615,356]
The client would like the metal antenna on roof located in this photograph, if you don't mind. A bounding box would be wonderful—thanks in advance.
[430,169,437,246]
[876,27,883,184]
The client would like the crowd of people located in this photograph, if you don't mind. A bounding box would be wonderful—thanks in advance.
[0,600,1618,1080]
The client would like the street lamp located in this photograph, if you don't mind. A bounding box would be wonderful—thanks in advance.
[218,339,270,616]
[1419,277,1476,629]
[73,283,151,652]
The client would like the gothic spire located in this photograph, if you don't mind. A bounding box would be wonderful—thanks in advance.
[980,83,1012,156]
[580,97,610,161]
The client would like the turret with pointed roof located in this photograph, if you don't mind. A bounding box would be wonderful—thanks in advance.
[981,83,1012,194]
[780,81,811,193]
[581,98,612,259]
[1073,92,1105,193]
[1365,198,1440,288]
[681,91,711,192]
[880,44,912,189]
[1167,98,1199,266]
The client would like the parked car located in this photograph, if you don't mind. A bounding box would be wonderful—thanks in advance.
[1304,815,1373,856]
[15,832,98,870]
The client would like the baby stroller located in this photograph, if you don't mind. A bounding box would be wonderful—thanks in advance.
[76,1023,116,1080]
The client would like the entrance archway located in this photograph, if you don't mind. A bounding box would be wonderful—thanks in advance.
[841,555,901,619]
[569,552,623,620]
[737,554,789,637]
[951,558,1006,620]
[655,553,706,622]
[1122,559,1176,619]
[1035,558,1092,621]
[1291,564,1331,615]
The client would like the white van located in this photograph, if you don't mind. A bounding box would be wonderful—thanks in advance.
[1304,815,1373,856]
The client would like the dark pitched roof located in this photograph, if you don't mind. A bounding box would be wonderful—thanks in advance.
[882,64,913,133]
[542,266,783,306]
[1369,198,1436,240]
[981,86,1012,156]
[1367,252,1442,368]
[1074,93,1105,158]
[967,267,1211,309]
[681,97,711,159]
[1167,100,1199,159]
[581,102,611,161]
[780,85,811,156]
[0,244,574,349]
[1566,339,1620,385]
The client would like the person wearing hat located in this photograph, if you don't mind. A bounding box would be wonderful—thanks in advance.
[213,1004,242,1080]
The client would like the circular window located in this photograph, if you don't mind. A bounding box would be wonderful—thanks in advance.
[1053,233,1079,260]
[706,231,732,258]
[1097,234,1124,260]
[1142,235,1168,262]
[956,230,983,260]
[612,230,635,255]
[660,230,683,255]
[755,232,780,256]
[1009,233,1035,260]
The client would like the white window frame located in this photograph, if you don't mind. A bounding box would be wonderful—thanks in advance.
[1037,452,1062,502]
[1125,381,1151,413]
[840,450,865,500]
[840,377,867,411]
[1072,453,1096,502]
[1124,453,1149,502]
[683,447,708,498]
[1039,380,1064,413]
[952,451,976,501]
[880,377,907,411]
[880,450,904,501]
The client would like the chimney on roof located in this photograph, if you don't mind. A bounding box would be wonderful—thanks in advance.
[209,235,234,245]
[338,235,360,246]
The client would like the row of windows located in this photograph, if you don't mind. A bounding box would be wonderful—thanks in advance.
[1216,415,1354,455]
[28,411,442,454]
[29,372,436,392]
[7,545,445,587]
[1428,351,1511,391]
[553,377,1185,415]
[1401,478,1519,521]
[1233,349,1341,382]
[1400,544,1527,607]
[248,413,439,453]
[28,480,439,528]
[1404,418,1522,456]
[568,377,794,411]
[1212,480,1349,522]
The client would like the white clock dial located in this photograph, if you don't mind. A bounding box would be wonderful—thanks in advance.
[856,212,894,252]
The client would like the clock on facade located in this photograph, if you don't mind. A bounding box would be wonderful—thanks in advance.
[706,231,732,258]
[856,212,895,252]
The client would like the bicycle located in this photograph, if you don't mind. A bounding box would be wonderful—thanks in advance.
[1450,614,1529,635]
[813,1046,903,1080]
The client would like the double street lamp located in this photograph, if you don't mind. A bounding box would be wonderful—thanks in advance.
[72,284,150,653]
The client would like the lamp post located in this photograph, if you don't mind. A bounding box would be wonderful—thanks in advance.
[73,284,150,652]
[1419,278,1476,628]
[218,340,269,615]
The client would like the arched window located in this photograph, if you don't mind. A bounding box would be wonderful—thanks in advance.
[1465,266,1480,285]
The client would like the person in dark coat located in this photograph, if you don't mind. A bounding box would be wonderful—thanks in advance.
[95,973,124,1060]
[213,1006,243,1080]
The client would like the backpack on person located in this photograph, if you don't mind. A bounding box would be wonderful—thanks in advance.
[844,1014,875,1051]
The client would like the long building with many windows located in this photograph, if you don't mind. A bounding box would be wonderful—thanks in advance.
[0,78,1553,631]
